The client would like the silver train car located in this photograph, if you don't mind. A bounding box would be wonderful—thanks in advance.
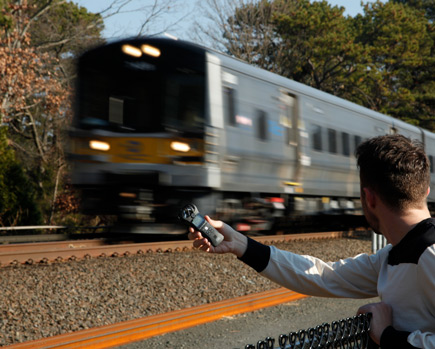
[69,37,435,231]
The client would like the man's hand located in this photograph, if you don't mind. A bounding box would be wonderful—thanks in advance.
[187,216,247,257]
[357,302,393,345]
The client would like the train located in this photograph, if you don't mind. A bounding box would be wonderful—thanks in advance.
[68,37,435,233]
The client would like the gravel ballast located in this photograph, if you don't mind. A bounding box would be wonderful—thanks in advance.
[0,235,372,346]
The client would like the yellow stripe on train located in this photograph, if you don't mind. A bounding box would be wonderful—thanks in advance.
[72,136,204,164]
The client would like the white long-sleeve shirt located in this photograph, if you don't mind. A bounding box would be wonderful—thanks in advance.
[239,218,435,348]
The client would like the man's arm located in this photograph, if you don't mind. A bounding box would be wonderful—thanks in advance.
[259,244,382,298]
[190,216,382,298]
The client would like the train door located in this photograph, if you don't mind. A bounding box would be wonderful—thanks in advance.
[203,53,225,190]
[280,91,301,184]
[206,53,224,129]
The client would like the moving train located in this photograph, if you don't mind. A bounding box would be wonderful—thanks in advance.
[68,37,435,232]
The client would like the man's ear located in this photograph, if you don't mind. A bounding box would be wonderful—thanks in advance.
[427,187,431,197]
[363,187,377,208]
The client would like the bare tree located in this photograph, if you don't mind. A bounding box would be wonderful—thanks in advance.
[189,0,288,74]
[0,1,71,224]
[90,0,191,38]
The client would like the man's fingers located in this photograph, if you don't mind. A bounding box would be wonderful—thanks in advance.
[188,228,202,240]
[192,237,211,251]
[357,303,372,315]
[205,215,223,229]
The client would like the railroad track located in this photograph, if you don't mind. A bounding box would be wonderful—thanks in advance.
[2,231,365,348]
[0,231,349,267]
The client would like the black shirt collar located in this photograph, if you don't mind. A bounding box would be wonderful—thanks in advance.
[388,218,435,265]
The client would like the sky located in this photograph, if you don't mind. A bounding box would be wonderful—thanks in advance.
[73,0,377,42]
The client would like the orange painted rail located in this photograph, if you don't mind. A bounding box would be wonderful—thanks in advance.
[5,288,308,349]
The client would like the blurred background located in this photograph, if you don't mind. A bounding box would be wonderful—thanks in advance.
[0,0,433,230]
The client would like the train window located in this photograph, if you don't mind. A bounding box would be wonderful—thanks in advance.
[328,128,337,154]
[223,87,236,126]
[164,75,205,132]
[312,125,322,151]
[109,97,124,125]
[341,132,350,156]
[429,155,434,173]
[257,109,268,141]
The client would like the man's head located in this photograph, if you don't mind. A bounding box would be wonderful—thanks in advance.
[356,134,430,212]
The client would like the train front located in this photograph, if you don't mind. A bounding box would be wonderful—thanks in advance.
[69,38,217,229]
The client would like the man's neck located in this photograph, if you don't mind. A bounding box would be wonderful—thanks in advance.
[380,206,431,245]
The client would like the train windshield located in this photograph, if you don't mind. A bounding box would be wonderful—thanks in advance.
[76,41,206,134]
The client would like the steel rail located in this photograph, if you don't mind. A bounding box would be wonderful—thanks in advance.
[0,240,105,253]
[4,287,308,349]
[0,240,192,266]
[0,231,355,266]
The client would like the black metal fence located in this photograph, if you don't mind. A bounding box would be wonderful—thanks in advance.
[244,313,373,349]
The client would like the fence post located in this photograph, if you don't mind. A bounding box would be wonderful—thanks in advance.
[372,231,388,253]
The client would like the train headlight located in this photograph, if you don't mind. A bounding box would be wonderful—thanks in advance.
[121,44,142,57]
[141,44,161,57]
[89,140,110,151]
[170,141,190,153]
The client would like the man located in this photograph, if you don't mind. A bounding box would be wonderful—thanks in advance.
[189,134,435,348]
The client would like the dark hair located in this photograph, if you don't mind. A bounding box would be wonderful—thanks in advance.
[356,134,430,211]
